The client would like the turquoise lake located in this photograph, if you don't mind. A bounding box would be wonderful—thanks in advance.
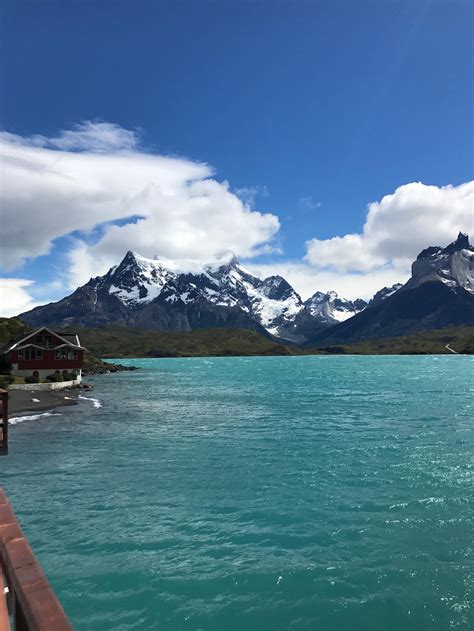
[2,356,473,630]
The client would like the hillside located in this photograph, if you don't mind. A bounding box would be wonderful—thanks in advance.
[73,326,303,358]
[314,326,474,355]
[0,317,29,343]
[1,318,472,359]
[65,324,474,358]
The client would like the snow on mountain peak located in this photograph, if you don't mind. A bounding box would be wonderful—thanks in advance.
[100,249,306,337]
[304,290,367,324]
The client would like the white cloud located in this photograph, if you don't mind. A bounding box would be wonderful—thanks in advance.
[0,122,280,285]
[299,196,322,210]
[1,122,471,309]
[305,181,473,273]
[0,279,42,317]
[234,185,269,206]
[1,121,139,153]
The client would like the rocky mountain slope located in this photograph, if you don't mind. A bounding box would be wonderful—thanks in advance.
[304,291,367,324]
[307,233,474,345]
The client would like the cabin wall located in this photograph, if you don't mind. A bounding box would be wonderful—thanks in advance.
[10,349,84,372]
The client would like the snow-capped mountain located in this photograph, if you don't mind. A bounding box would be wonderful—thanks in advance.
[103,251,306,337]
[20,251,335,341]
[21,233,472,344]
[304,291,367,324]
[308,232,474,345]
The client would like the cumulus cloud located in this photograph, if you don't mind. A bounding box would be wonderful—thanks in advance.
[251,181,473,301]
[305,181,473,273]
[0,279,42,317]
[0,122,280,285]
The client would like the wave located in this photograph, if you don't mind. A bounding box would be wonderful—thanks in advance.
[9,412,61,426]
[78,395,103,409]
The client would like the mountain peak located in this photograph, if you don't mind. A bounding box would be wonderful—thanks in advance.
[122,249,140,261]
[418,231,472,260]
[444,232,471,254]
[304,290,366,324]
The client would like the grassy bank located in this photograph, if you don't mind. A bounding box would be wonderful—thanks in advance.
[74,326,303,358]
[315,326,474,355]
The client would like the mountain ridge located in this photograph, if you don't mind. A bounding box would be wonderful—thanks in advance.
[19,251,364,341]
[307,232,474,345]
[18,232,474,344]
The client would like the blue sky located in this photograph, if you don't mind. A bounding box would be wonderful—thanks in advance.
[1,0,472,314]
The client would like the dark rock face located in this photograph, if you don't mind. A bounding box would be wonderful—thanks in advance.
[417,232,470,259]
[368,284,403,307]
[307,233,474,346]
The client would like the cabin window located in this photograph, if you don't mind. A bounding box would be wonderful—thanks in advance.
[55,348,78,360]
[18,348,43,360]
[35,334,53,347]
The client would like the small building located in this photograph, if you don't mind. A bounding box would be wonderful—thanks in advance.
[1,327,85,381]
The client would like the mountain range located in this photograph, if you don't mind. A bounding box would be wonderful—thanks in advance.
[19,232,474,345]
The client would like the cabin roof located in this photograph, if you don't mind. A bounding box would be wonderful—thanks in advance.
[0,327,84,354]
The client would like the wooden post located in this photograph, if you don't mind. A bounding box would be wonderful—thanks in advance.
[0,390,8,456]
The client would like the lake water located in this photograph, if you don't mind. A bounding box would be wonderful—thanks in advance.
[2,356,473,630]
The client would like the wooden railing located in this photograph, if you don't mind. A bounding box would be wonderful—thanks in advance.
[0,390,8,456]
[0,489,72,630]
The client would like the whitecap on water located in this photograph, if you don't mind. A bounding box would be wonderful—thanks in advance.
[9,412,61,425]
[78,395,103,409]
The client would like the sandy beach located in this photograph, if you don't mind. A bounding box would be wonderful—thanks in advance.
[8,389,79,415]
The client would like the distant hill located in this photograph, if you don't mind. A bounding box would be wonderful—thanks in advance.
[73,326,303,358]
[0,317,29,344]
[313,325,474,355]
[1,318,472,360]
[65,324,474,358]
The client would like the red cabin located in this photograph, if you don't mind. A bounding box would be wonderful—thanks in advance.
[1,327,85,381]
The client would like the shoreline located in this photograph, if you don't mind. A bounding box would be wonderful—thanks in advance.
[8,389,80,416]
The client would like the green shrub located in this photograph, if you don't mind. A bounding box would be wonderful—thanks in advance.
[46,373,63,382]
[25,375,40,384]
[61,372,74,381]
[0,375,15,389]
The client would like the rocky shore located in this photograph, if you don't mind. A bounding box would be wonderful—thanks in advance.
[83,363,139,376]
[82,357,140,376]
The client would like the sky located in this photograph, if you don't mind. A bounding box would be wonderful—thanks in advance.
[0,0,472,317]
